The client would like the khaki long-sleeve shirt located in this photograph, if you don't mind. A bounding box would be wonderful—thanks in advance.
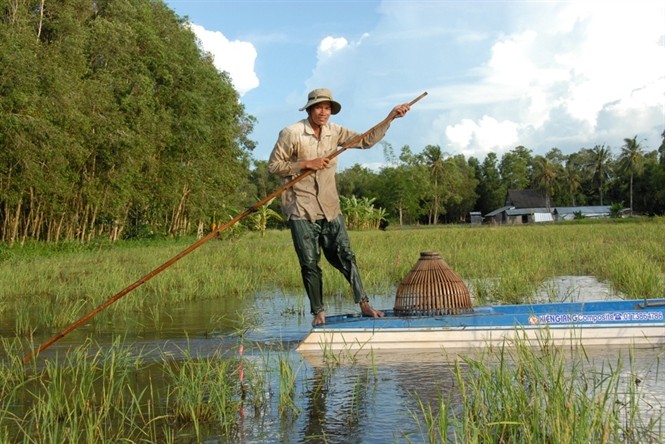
[268,118,390,221]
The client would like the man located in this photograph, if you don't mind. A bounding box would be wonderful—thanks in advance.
[268,88,410,326]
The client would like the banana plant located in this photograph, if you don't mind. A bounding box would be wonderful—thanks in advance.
[250,198,283,237]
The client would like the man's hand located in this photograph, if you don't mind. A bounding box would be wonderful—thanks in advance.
[391,103,411,119]
[304,157,330,171]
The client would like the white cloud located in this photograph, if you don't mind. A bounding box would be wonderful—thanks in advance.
[535,4,662,126]
[446,116,520,158]
[188,23,259,96]
[485,30,539,88]
[307,34,372,99]
[318,36,349,58]
[236,0,663,168]
[431,1,664,158]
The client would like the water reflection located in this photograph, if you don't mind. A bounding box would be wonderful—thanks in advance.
[299,365,373,444]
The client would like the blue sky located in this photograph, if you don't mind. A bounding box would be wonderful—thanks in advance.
[164,0,665,170]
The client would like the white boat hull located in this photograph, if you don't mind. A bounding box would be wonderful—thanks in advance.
[296,299,665,353]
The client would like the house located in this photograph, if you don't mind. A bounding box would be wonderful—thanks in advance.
[469,211,483,225]
[553,206,611,221]
[484,206,512,225]
[484,189,552,224]
[483,190,610,224]
[486,207,553,224]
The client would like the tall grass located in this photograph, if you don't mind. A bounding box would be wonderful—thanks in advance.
[0,338,260,442]
[277,352,301,416]
[407,392,450,444]
[406,335,664,443]
[2,219,663,337]
[1,338,160,443]
[163,346,242,438]
[1,330,662,442]
[1,220,663,442]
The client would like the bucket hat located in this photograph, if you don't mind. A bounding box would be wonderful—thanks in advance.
[299,88,342,115]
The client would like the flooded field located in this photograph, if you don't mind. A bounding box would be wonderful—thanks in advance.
[2,276,664,443]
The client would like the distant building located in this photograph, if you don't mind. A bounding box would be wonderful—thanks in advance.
[553,206,611,221]
[485,189,550,224]
[469,211,483,225]
[484,206,513,225]
[486,207,553,224]
[483,190,611,224]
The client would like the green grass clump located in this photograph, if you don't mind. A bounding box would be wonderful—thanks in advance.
[0,338,260,443]
[405,336,663,443]
[453,339,661,443]
[164,347,242,438]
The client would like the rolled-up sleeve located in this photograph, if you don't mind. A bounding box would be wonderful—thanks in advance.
[268,127,302,178]
[268,118,391,221]
[338,120,390,149]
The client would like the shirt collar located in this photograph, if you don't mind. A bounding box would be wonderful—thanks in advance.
[303,118,329,137]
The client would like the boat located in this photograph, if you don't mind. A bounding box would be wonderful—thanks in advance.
[295,298,665,353]
[297,252,665,354]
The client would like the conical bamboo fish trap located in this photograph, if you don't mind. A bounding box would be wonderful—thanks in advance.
[394,252,473,316]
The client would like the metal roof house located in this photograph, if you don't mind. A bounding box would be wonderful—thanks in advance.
[553,206,611,221]
[469,211,483,225]
[483,190,611,224]
[484,190,552,224]
[485,207,554,224]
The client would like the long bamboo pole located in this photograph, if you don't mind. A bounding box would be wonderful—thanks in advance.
[22,92,428,364]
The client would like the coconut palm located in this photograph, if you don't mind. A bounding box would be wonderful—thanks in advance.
[618,136,644,216]
[532,155,561,210]
[587,144,612,205]
[562,155,582,206]
[659,129,665,165]
[420,145,447,224]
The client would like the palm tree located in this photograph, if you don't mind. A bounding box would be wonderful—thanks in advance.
[420,145,447,224]
[532,155,561,210]
[562,157,582,206]
[587,144,612,205]
[618,136,644,216]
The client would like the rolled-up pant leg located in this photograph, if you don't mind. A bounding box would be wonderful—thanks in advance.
[288,219,324,315]
[320,216,368,304]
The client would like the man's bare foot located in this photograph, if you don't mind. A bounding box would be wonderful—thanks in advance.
[312,310,326,326]
[360,301,384,318]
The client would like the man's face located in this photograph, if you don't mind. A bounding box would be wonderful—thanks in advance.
[308,102,332,127]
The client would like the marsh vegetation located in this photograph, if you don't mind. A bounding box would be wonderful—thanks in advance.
[1,220,664,442]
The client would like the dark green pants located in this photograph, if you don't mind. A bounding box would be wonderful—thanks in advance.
[288,216,368,315]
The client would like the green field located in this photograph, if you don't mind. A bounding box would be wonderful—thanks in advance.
[1,219,664,442]
[1,218,664,336]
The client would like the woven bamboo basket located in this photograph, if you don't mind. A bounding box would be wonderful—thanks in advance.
[394,251,473,316]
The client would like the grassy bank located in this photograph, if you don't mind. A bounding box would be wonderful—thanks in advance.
[1,218,664,335]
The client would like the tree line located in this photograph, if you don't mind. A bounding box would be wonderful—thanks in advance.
[253,134,665,228]
[1,0,256,245]
[2,1,664,245]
